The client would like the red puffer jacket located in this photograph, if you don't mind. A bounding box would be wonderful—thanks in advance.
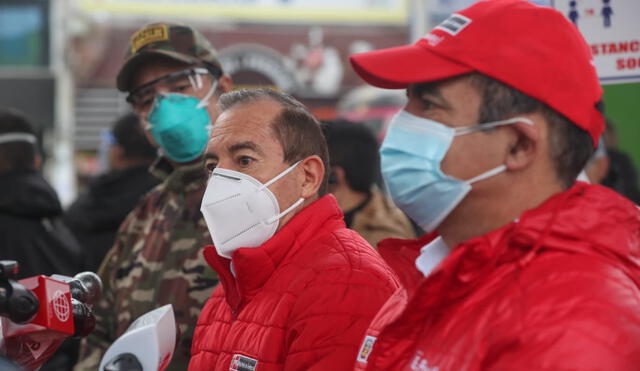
[355,183,640,370]
[189,195,400,371]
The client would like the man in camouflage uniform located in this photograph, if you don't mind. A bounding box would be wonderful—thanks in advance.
[75,23,233,371]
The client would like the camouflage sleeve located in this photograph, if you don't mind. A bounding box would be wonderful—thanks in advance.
[153,217,219,370]
[73,220,128,371]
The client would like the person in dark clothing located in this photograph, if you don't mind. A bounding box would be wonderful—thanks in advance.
[0,109,83,279]
[602,149,640,204]
[0,109,85,371]
[600,119,640,204]
[323,119,415,246]
[64,113,159,272]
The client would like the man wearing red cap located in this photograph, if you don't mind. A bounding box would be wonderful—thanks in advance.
[350,0,640,369]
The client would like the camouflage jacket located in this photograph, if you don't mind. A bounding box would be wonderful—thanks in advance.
[75,158,218,371]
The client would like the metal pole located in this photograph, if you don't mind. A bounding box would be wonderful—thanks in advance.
[410,0,431,43]
[47,0,77,207]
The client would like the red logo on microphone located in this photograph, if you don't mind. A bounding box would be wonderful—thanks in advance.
[18,275,75,335]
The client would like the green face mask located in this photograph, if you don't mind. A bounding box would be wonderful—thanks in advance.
[147,84,215,163]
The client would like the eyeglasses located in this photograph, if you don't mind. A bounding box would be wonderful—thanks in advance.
[126,68,212,111]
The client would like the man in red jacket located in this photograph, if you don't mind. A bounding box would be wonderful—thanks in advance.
[349,0,640,370]
[190,88,400,370]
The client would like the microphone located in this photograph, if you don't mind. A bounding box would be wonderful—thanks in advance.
[0,261,102,370]
[8,275,76,336]
[0,261,39,324]
[71,271,103,306]
[100,304,177,371]
[50,272,103,337]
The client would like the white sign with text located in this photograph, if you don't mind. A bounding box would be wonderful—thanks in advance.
[553,0,640,84]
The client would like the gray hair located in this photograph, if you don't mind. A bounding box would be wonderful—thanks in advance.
[216,88,330,196]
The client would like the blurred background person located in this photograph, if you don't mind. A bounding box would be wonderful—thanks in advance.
[324,119,415,246]
[0,108,83,278]
[63,112,159,272]
[336,85,407,142]
[581,137,609,184]
[601,119,640,204]
[578,120,640,205]
[0,109,84,371]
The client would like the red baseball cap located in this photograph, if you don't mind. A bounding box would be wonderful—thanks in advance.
[350,0,604,146]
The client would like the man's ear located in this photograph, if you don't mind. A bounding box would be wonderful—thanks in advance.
[504,115,540,172]
[299,155,325,199]
[217,75,233,93]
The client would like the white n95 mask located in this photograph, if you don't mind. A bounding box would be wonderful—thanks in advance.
[200,162,304,259]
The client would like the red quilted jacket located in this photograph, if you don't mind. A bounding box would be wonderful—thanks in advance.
[189,195,400,370]
[355,183,640,370]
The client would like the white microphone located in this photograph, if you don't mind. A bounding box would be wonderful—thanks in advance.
[99,304,177,371]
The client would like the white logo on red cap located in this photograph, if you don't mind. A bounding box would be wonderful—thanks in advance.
[424,33,444,46]
[434,13,472,36]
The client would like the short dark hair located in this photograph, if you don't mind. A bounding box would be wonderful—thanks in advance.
[466,73,593,188]
[323,119,379,193]
[111,113,157,160]
[0,109,38,174]
[217,88,330,196]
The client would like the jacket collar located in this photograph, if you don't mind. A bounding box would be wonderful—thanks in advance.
[149,156,208,193]
[377,232,438,295]
[513,182,640,257]
[203,194,345,313]
[379,182,640,291]
[377,183,640,321]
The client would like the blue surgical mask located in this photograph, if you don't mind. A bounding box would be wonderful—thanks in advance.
[147,82,216,163]
[380,110,533,233]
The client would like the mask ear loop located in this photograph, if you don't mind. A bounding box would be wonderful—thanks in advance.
[260,160,302,190]
[196,78,218,110]
[187,74,197,90]
[261,160,304,224]
[266,198,305,225]
[457,118,534,185]
[462,118,535,184]
[454,117,534,136]
[466,165,507,185]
